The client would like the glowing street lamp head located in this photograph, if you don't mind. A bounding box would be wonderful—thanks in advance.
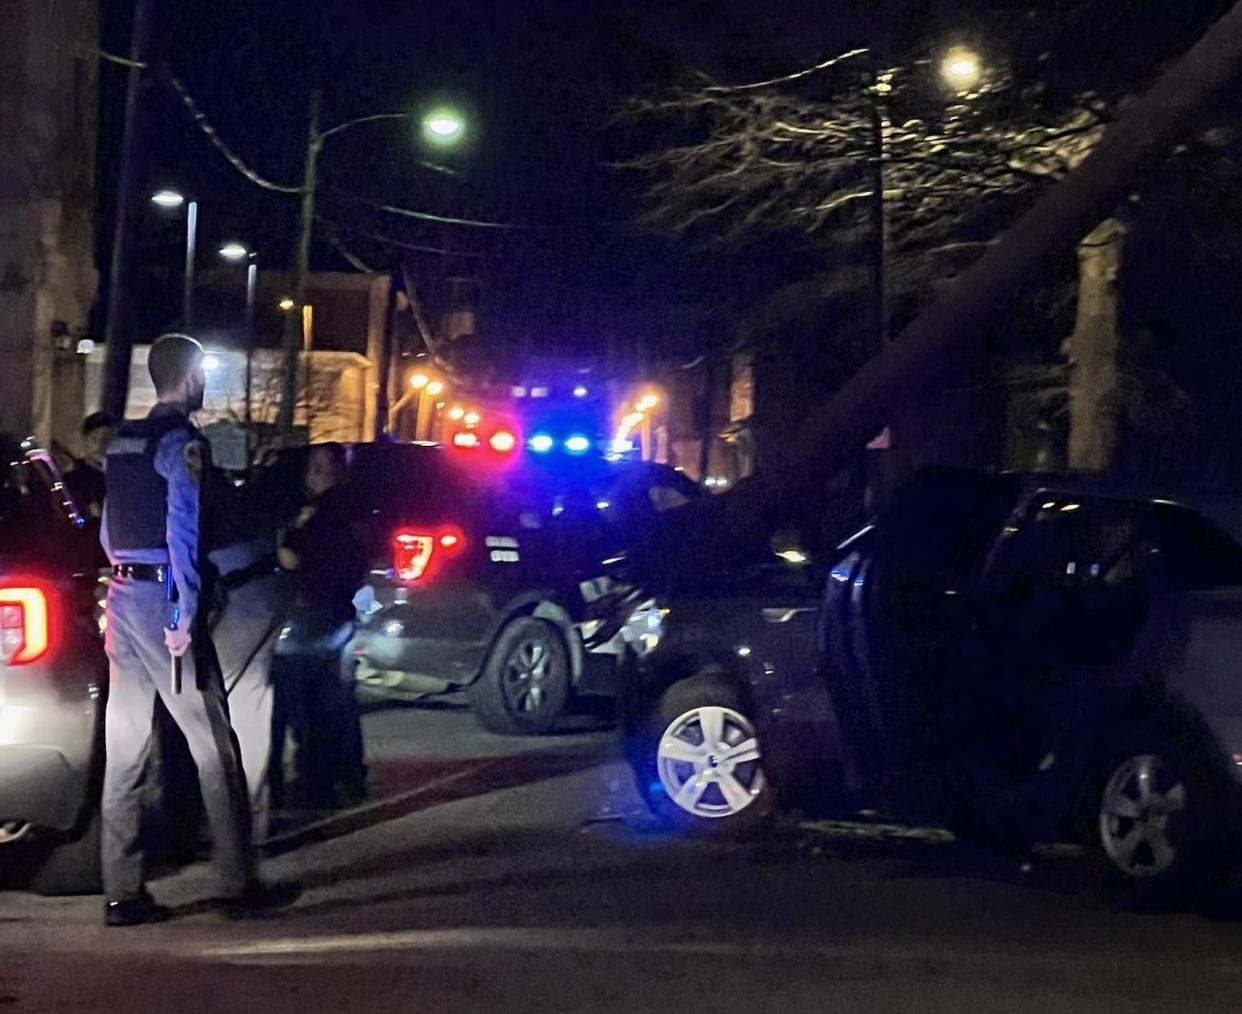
[423,108,465,146]
[448,406,465,420]
[219,242,250,261]
[941,47,982,92]
[426,380,445,396]
[151,189,185,209]
[278,297,296,311]
[410,372,430,390]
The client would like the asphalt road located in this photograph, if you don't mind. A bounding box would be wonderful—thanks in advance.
[4,699,1242,1013]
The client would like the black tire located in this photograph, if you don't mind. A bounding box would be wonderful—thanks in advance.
[26,805,103,896]
[628,670,774,836]
[1081,727,1218,908]
[469,617,571,736]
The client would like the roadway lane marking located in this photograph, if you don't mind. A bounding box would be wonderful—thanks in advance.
[193,928,770,960]
[188,927,1239,972]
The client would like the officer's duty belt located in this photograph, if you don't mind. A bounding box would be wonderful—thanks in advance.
[111,563,168,583]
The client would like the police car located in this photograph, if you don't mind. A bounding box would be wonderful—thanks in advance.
[348,441,701,735]
[0,441,106,894]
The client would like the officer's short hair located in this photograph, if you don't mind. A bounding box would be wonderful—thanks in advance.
[81,411,115,436]
[148,334,204,395]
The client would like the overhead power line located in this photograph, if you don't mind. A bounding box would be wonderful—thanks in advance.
[165,76,304,194]
[704,47,870,93]
[34,31,147,69]
[324,187,520,229]
[319,221,376,272]
[317,215,488,259]
[37,1,147,68]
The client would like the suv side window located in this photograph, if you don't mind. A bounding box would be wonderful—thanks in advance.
[983,499,1148,664]
[871,475,1017,640]
[1143,505,1242,590]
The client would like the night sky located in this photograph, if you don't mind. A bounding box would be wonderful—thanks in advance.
[93,0,942,359]
[96,1,1240,373]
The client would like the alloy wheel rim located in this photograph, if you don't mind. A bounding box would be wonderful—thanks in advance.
[503,637,554,715]
[1098,753,1188,879]
[656,705,765,819]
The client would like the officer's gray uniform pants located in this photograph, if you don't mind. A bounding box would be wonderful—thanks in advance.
[101,578,254,901]
[211,574,280,844]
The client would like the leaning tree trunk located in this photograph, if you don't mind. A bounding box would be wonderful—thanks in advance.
[1066,218,1128,470]
[634,0,1242,579]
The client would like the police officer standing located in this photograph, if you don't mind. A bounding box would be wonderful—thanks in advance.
[100,334,289,926]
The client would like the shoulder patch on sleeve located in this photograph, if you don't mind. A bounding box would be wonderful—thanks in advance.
[184,439,205,486]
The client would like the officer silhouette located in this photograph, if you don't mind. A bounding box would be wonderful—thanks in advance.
[100,334,291,926]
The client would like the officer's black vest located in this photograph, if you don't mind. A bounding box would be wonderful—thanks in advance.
[104,411,197,553]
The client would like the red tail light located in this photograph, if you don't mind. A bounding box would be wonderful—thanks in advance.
[392,526,466,584]
[0,585,52,665]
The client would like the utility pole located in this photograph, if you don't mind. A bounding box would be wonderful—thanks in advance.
[374,271,399,441]
[101,0,155,418]
[183,199,197,327]
[276,89,321,437]
[867,50,890,350]
[244,258,257,425]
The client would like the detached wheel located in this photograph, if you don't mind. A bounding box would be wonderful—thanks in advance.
[631,672,774,835]
[470,617,570,736]
[1083,729,1216,905]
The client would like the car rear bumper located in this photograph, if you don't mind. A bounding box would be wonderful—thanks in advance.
[1,650,103,835]
[0,693,98,833]
[0,744,82,831]
[354,604,491,689]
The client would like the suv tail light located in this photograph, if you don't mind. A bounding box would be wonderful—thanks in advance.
[393,527,466,584]
[0,585,52,665]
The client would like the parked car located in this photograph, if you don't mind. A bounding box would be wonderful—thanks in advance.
[350,442,701,734]
[617,467,1242,896]
[0,440,108,894]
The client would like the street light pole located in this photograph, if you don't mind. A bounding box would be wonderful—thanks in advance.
[277,89,322,438]
[245,259,257,424]
[101,0,155,418]
[275,99,466,438]
[183,200,198,327]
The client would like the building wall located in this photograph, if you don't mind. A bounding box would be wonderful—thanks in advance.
[82,345,374,444]
[0,0,99,441]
